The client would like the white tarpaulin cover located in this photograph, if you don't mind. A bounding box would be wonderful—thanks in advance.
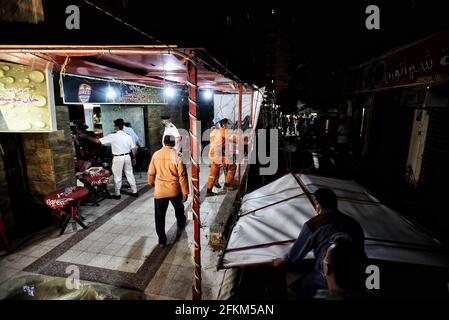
[221,173,449,268]
[214,89,264,128]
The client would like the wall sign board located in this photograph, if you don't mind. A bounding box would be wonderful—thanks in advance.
[62,74,165,105]
[0,62,56,132]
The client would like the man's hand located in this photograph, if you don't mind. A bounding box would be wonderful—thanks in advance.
[271,258,286,267]
[182,194,188,203]
[132,158,136,165]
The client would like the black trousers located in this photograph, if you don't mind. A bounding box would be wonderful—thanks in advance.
[154,193,186,245]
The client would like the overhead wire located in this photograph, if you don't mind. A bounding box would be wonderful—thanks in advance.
[84,0,251,91]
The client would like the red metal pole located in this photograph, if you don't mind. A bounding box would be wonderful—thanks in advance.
[249,87,254,129]
[237,84,243,200]
[187,51,202,300]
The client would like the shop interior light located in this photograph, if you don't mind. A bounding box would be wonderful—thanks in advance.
[106,87,117,99]
[164,60,178,71]
[164,86,176,98]
[203,90,213,100]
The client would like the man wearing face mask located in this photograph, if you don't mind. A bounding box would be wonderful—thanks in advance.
[272,188,366,299]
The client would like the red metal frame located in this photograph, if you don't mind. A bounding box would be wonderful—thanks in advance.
[291,173,318,208]
[187,51,202,300]
[237,85,243,200]
[224,239,296,253]
[249,87,254,128]
[239,193,308,217]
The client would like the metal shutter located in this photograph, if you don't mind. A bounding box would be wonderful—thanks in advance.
[419,109,449,190]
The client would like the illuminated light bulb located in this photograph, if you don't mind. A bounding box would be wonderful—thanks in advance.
[164,86,176,98]
[164,61,178,71]
[106,87,117,99]
[203,90,213,100]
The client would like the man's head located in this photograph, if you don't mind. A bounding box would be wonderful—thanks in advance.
[219,118,230,129]
[323,234,365,294]
[163,135,176,147]
[113,118,125,131]
[213,116,221,128]
[77,123,89,132]
[313,188,338,213]
[161,115,171,127]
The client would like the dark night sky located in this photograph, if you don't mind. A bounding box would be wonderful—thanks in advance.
[1,0,448,106]
[103,1,448,83]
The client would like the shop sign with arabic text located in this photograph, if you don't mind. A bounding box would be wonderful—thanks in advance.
[0,62,56,132]
[359,32,449,91]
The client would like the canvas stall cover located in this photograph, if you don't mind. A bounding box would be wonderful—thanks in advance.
[214,89,264,129]
[221,174,449,269]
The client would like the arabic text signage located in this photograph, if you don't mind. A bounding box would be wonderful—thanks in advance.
[62,74,165,105]
[359,32,449,91]
[0,62,56,132]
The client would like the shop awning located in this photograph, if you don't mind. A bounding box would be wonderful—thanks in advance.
[220,173,449,269]
[0,46,264,128]
[0,46,254,93]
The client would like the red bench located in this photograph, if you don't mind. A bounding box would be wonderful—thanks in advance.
[77,168,112,206]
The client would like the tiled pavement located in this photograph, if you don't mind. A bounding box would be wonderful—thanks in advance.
[0,165,241,300]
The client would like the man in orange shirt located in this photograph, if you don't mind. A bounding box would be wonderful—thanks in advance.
[207,118,223,191]
[148,135,189,246]
[207,118,236,196]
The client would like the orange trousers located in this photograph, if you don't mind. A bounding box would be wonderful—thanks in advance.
[207,162,236,189]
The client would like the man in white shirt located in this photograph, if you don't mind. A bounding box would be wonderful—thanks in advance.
[161,115,181,152]
[82,118,138,199]
[123,121,141,147]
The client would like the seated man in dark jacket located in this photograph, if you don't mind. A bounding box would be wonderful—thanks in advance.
[272,188,366,299]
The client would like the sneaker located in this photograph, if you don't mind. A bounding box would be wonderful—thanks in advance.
[206,189,217,197]
[158,242,167,247]
[214,181,222,189]
[131,192,138,198]
[112,194,121,200]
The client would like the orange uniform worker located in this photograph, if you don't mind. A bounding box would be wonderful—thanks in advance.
[206,118,237,196]
[208,118,224,189]
[148,135,189,246]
